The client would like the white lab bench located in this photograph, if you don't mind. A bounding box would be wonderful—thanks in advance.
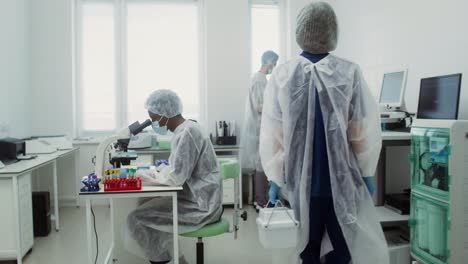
[73,139,243,207]
[79,186,183,264]
[0,148,79,264]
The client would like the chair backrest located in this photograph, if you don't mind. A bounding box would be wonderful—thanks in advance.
[218,158,240,180]
[158,140,171,150]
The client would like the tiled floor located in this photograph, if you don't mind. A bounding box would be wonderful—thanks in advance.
[13,206,294,264]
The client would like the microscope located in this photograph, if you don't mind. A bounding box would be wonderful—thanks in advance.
[94,119,152,178]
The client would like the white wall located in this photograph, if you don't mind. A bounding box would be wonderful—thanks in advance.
[30,0,75,137]
[284,0,468,118]
[204,0,251,136]
[334,0,468,116]
[0,0,30,139]
[332,0,468,194]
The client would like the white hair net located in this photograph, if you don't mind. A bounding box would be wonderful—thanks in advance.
[145,89,183,118]
[261,50,279,66]
[296,1,338,54]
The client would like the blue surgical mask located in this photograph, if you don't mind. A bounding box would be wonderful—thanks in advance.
[152,116,169,135]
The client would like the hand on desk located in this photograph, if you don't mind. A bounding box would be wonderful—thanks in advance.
[156,163,168,173]
[136,169,161,186]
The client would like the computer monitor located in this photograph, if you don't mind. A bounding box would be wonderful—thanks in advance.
[416,73,462,120]
[379,69,408,110]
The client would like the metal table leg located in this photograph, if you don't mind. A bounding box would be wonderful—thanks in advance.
[172,192,179,264]
[53,160,60,231]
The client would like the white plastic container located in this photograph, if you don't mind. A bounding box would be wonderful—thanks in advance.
[256,206,299,249]
[385,229,410,264]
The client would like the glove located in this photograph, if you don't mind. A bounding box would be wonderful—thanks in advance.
[135,169,160,186]
[155,163,168,173]
[363,176,374,195]
[268,181,280,205]
[155,159,169,166]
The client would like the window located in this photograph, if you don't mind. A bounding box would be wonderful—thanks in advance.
[80,2,116,131]
[76,0,200,135]
[250,1,281,73]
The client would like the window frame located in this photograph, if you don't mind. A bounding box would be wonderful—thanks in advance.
[249,0,288,74]
[73,0,205,137]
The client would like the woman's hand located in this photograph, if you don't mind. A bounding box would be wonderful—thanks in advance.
[135,169,160,186]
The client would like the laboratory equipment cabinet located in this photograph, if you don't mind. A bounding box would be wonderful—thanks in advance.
[0,172,34,261]
[408,120,468,264]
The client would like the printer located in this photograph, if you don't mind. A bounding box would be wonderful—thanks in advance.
[0,138,26,164]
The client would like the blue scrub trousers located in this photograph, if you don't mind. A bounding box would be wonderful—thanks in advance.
[300,197,351,264]
[299,50,351,263]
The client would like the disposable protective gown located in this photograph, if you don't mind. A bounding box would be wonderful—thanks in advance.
[126,120,222,262]
[259,54,389,263]
[241,72,268,171]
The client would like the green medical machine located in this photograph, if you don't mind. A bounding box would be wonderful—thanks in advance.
[409,120,468,264]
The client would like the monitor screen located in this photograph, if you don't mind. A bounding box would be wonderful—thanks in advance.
[417,74,462,120]
[379,71,405,105]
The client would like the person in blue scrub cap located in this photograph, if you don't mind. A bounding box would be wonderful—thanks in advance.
[259,2,389,263]
[126,89,222,264]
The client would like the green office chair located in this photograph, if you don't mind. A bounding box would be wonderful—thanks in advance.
[181,158,247,264]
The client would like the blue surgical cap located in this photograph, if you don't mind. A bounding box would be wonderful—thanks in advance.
[261,50,279,66]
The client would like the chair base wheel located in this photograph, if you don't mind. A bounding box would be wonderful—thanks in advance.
[241,211,248,221]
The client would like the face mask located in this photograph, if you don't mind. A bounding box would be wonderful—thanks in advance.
[152,116,169,135]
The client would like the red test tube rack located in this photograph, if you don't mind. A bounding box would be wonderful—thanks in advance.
[103,177,142,192]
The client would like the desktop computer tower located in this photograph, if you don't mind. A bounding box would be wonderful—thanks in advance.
[32,192,51,237]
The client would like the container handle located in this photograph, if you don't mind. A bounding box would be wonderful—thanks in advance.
[264,200,299,228]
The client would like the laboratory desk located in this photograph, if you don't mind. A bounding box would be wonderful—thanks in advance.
[135,145,243,207]
[79,186,183,264]
[377,131,411,205]
[0,148,80,264]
